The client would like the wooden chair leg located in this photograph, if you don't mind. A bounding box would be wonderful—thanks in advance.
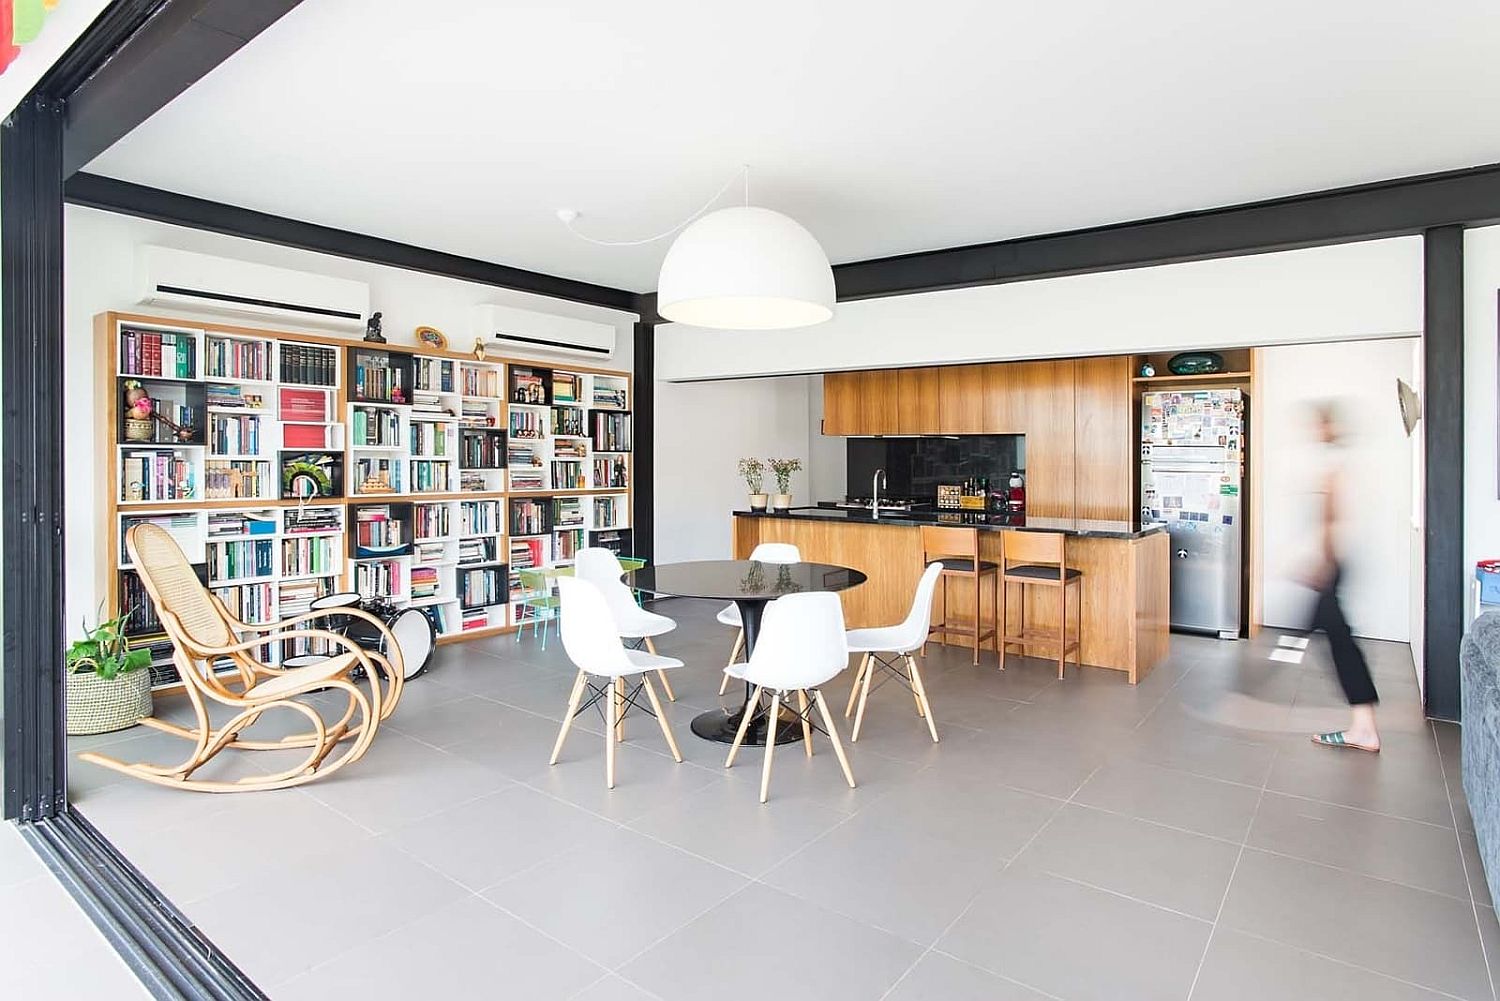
[641,673,682,763]
[814,690,857,789]
[605,675,618,789]
[760,691,781,803]
[908,654,939,743]
[550,670,588,765]
[972,571,981,665]
[909,654,927,719]
[845,653,870,717]
[999,579,1008,671]
[797,689,813,757]
[642,636,676,702]
[1057,583,1067,680]
[719,629,743,697]
[993,573,1002,664]
[852,654,876,742]
[725,685,762,768]
[614,677,626,741]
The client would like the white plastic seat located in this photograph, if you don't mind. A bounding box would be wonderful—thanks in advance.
[717,542,802,695]
[551,576,684,788]
[844,562,944,744]
[575,547,679,702]
[723,591,856,803]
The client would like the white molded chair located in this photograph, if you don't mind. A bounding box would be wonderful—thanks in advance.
[723,592,856,803]
[717,542,802,696]
[551,577,684,788]
[575,547,679,703]
[845,562,944,744]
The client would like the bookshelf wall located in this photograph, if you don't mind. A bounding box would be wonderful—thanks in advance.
[95,310,633,688]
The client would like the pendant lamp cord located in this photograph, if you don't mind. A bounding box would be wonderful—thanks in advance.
[561,164,750,247]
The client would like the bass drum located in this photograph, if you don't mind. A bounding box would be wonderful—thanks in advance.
[345,605,437,681]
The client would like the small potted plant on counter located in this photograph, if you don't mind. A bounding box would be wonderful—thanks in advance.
[739,457,768,511]
[65,609,154,736]
[767,457,802,511]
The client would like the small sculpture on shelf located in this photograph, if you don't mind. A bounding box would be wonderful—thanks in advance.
[1139,361,1156,378]
[363,311,386,344]
[473,337,487,361]
[122,379,195,443]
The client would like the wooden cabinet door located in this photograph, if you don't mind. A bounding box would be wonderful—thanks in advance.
[983,362,1024,433]
[1073,355,1134,520]
[859,369,902,435]
[822,371,862,435]
[1017,359,1076,518]
[938,365,985,434]
[897,368,940,434]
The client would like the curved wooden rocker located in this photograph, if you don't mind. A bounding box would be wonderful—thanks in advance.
[77,523,406,792]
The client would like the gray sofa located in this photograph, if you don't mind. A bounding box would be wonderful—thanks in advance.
[1462,610,1500,908]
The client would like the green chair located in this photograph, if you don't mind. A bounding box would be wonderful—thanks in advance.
[513,568,561,649]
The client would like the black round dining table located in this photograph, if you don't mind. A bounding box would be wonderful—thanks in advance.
[624,559,867,746]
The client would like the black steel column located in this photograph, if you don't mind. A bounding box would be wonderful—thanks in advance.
[1,95,68,821]
[632,320,655,564]
[1423,226,1464,721]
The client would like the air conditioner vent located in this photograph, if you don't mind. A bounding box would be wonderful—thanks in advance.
[476,303,616,360]
[138,247,370,331]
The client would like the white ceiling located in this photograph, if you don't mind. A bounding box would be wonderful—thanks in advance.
[86,0,1500,293]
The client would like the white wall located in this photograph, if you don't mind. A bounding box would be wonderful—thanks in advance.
[652,377,813,564]
[1465,226,1500,625]
[806,376,847,502]
[0,0,113,118]
[657,238,1424,381]
[63,205,637,627]
[1258,338,1417,641]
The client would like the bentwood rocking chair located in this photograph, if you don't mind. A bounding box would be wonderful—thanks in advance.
[77,523,406,793]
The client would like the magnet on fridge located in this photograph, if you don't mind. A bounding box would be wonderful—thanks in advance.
[1223,515,1234,525]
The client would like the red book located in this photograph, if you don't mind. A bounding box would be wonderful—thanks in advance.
[282,424,327,448]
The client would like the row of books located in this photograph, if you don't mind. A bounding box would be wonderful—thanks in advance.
[591,412,632,451]
[593,456,628,489]
[122,449,195,502]
[208,538,274,582]
[410,460,451,493]
[459,537,498,565]
[552,460,586,490]
[461,429,505,468]
[277,578,337,660]
[209,414,263,456]
[510,499,550,536]
[463,366,501,398]
[207,383,265,410]
[281,535,337,577]
[415,502,451,539]
[460,500,501,535]
[206,336,274,382]
[355,508,405,550]
[284,506,341,534]
[280,343,338,387]
[355,559,402,601]
[208,510,277,538]
[121,328,197,380]
[552,371,582,404]
[213,581,276,625]
[352,356,406,403]
[555,528,583,561]
[509,409,546,439]
[509,537,545,572]
[593,383,628,409]
[411,421,451,457]
[120,570,164,637]
[119,513,200,564]
[552,406,585,436]
[205,459,272,500]
[593,495,622,529]
[553,497,585,529]
[414,357,455,393]
[459,566,506,609]
[352,406,401,447]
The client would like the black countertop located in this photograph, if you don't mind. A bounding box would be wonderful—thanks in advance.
[733,507,1166,540]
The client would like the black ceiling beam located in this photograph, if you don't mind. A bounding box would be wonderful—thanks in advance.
[50,0,305,177]
[832,162,1500,301]
[65,172,639,313]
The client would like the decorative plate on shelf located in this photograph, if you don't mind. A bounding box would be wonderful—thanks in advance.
[415,325,447,350]
[1167,351,1224,375]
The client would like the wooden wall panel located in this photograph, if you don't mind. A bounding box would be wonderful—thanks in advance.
[897,367,940,434]
[859,369,902,435]
[938,365,986,433]
[1073,355,1134,520]
[821,372,863,435]
[1018,360,1076,518]
[983,362,1025,433]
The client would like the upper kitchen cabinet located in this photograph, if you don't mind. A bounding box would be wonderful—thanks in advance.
[860,368,903,434]
[938,364,986,433]
[983,361,1025,433]
[896,367,940,434]
[822,370,864,435]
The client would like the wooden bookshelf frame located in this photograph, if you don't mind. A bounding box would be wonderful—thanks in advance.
[95,310,633,665]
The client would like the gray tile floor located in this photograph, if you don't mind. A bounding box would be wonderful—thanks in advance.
[66,599,1496,1000]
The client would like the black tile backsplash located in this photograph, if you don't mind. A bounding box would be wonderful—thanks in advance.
[846,435,1025,500]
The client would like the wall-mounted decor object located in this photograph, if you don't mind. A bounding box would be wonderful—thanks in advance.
[1167,351,1225,376]
[1396,378,1422,437]
[472,337,487,361]
[363,311,386,343]
[415,325,447,350]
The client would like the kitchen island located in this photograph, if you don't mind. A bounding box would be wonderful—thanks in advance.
[733,508,1170,682]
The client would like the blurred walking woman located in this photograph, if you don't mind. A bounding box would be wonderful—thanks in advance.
[1305,403,1379,752]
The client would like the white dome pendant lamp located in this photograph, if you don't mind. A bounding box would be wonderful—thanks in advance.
[656,203,836,330]
[560,165,835,331]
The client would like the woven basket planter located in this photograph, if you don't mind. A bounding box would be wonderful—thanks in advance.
[65,666,153,736]
[123,417,154,442]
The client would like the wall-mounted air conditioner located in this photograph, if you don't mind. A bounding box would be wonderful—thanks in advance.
[137,246,371,332]
[475,303,617,360]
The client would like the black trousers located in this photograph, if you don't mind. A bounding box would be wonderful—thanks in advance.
[1309,566,1378,706]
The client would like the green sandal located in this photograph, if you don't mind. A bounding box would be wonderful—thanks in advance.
[1311,731,1379,753]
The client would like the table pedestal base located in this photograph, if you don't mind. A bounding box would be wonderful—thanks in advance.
[690,706,804,746]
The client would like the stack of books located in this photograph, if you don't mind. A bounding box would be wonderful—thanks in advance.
[208,384,265,410]
[355,507,404,551]
[209,538,275,581]
[458,537,497,565]
[206,336,273,381]
[284,507,339,534]
[410,565,440,600]
[121,328,197,379]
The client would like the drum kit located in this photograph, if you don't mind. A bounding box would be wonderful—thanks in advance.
[281,592,436,680]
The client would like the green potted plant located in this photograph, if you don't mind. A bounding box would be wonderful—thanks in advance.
[65,609,154,736]
[767,457,802,511]
[739,457,768,511]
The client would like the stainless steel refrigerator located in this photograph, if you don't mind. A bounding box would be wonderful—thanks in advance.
[1140,389,1244,638]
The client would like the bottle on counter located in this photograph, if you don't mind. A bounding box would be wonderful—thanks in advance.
[1007,471,1026,513]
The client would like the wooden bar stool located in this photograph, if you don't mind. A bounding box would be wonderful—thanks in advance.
[919,525,999,666]
[999,531,1082,679]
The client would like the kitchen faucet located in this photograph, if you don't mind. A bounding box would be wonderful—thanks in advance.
[872,468,887,519]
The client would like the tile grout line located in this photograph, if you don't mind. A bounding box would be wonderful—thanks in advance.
[1185,741,1276,1000]
[1225,926,1473,1001]
[876,763,1101,1001]
[1430,718,1498,1001]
